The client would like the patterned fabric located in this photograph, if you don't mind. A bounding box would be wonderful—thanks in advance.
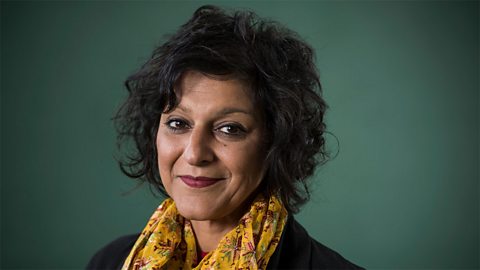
[122,194,288,270]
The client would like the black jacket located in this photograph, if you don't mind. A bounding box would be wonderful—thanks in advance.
[87,217,363,269]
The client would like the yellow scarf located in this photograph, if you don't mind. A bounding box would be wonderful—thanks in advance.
[122,194,288,270]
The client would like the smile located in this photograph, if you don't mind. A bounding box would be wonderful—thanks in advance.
[179,175,226,188]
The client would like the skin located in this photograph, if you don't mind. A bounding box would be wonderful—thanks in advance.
[156,70,267,252]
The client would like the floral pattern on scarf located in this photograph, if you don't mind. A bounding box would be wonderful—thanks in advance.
[122,194,288,270]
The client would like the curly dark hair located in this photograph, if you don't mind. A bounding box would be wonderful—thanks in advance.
[115,5,328,213]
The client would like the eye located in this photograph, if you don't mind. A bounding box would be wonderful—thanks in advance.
[216,124,246,137]
[165,118,189,132]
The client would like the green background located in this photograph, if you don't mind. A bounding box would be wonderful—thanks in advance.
[1,1,478,269]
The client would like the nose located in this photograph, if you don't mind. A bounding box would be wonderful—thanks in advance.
[183,127,215,166]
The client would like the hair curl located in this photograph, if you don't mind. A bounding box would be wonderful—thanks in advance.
[115,5,328,213]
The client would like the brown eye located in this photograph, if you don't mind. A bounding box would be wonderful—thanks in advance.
[217,124,246,136]
[165,119,189,131]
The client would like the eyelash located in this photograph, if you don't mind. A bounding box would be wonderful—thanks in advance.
[215,124,246,137]
[165,119,190,132]
[164,118,246,138]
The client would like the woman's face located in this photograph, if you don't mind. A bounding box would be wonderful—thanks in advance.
[156,70,266,223]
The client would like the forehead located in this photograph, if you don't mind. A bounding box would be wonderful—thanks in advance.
[174,70,255,109]
[178,70,249,92]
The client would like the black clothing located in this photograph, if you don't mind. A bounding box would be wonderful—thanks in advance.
[87,217,363,269]
[267,217,363,269]
[87,234,137,270]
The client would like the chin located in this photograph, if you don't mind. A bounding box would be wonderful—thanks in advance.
[175,202,217,221]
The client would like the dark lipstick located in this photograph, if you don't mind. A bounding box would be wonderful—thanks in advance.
[179,175,225,188]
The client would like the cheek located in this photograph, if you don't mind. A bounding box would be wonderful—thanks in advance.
[156,132,181,182]
[222,141,266,184]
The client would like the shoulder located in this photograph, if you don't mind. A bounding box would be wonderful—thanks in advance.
[268,216,363,269]
[86,234,139,270]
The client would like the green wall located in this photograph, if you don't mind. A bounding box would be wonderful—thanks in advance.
[1,1,478,269]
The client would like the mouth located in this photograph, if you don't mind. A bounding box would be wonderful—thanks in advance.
[179,175,226,188]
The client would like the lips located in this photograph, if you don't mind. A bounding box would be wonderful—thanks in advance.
[179,175,225,188]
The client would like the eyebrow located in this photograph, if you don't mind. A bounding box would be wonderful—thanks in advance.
[176,105,253,116]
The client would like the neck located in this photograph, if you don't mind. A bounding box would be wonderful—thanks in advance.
[190,218,239,252]
[189,193,259,252]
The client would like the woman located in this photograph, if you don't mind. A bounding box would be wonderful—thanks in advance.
[88,5,362,269]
